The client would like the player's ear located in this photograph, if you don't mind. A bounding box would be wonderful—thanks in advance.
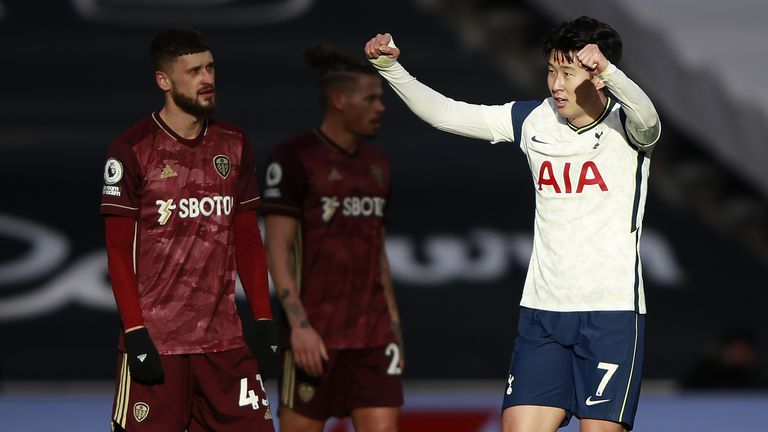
[156,70,171,92]
[328,89,345,111]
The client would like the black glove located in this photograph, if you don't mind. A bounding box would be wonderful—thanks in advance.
[124,327,165,385]
[250,319,279,378]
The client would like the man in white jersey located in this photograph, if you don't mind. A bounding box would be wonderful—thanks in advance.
[365,16,660,432]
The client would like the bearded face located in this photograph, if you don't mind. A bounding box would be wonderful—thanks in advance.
[170,83,217,118]
[162,50,218,118]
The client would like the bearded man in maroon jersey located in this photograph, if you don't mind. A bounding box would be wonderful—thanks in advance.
[100,27,277,432]
[262,44,404,432]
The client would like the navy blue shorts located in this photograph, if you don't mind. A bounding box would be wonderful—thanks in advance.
[502,307,645,430]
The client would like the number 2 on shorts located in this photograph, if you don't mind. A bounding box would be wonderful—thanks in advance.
[385,343,402,375]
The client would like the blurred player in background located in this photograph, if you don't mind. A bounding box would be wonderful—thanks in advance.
[366,15,660,432]
[262,44,403,432]
[683,327,768,389]
[100,27,277,431]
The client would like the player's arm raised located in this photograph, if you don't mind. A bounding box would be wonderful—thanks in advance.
[577,44,660,148]
[379,229,404,370]
[265,214,328,376]
[365,33,515,143]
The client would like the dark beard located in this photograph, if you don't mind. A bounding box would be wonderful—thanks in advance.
[171,88,217,118]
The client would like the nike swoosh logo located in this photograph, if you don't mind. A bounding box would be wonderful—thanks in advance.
[531,135,551,144]
[585,396,611,406]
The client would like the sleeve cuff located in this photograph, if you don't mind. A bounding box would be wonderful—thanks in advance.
[260,203,301,218]
[100,203,139,219]
[598,63,618,80]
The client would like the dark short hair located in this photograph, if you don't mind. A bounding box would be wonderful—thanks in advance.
[543,16,622,65]
[151,27,211,71]
[304,43,378,108]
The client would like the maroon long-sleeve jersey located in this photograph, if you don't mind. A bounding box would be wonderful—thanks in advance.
[100,112,260,354]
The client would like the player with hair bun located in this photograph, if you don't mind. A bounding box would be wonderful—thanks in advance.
[262,44,404,432]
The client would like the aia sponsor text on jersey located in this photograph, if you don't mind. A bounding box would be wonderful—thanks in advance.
[536,160,608,193]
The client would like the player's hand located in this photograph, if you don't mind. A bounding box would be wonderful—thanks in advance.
[365,33,400,68]
[250,319,279,379]
[291,324,329,377]
[124,327,165,385]
[576,44,610,75]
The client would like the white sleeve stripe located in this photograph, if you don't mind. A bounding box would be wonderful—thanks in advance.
[240,196,261,205]
[101,203,139,211]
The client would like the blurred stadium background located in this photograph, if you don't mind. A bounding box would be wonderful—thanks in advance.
[1,0,766,430]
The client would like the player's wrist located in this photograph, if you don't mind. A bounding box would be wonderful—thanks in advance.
[124,327,165,385]
[369,56,397,69]
[249,319,278,378]
[368,37,399,69]
[598,62,617,79]
[124,327,154,347]
[291,319,311,330]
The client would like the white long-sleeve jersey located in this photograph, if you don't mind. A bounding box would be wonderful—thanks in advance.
[374,59,660,313]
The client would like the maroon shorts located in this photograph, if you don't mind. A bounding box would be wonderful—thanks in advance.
[110,347,274,432]
[278,343,404,420]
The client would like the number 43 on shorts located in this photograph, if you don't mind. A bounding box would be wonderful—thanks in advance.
[239,373,269,410]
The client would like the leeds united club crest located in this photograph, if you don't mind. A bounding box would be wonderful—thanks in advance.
[133,402,150,422]
[213,155,231,179]
[298,383,315,402]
